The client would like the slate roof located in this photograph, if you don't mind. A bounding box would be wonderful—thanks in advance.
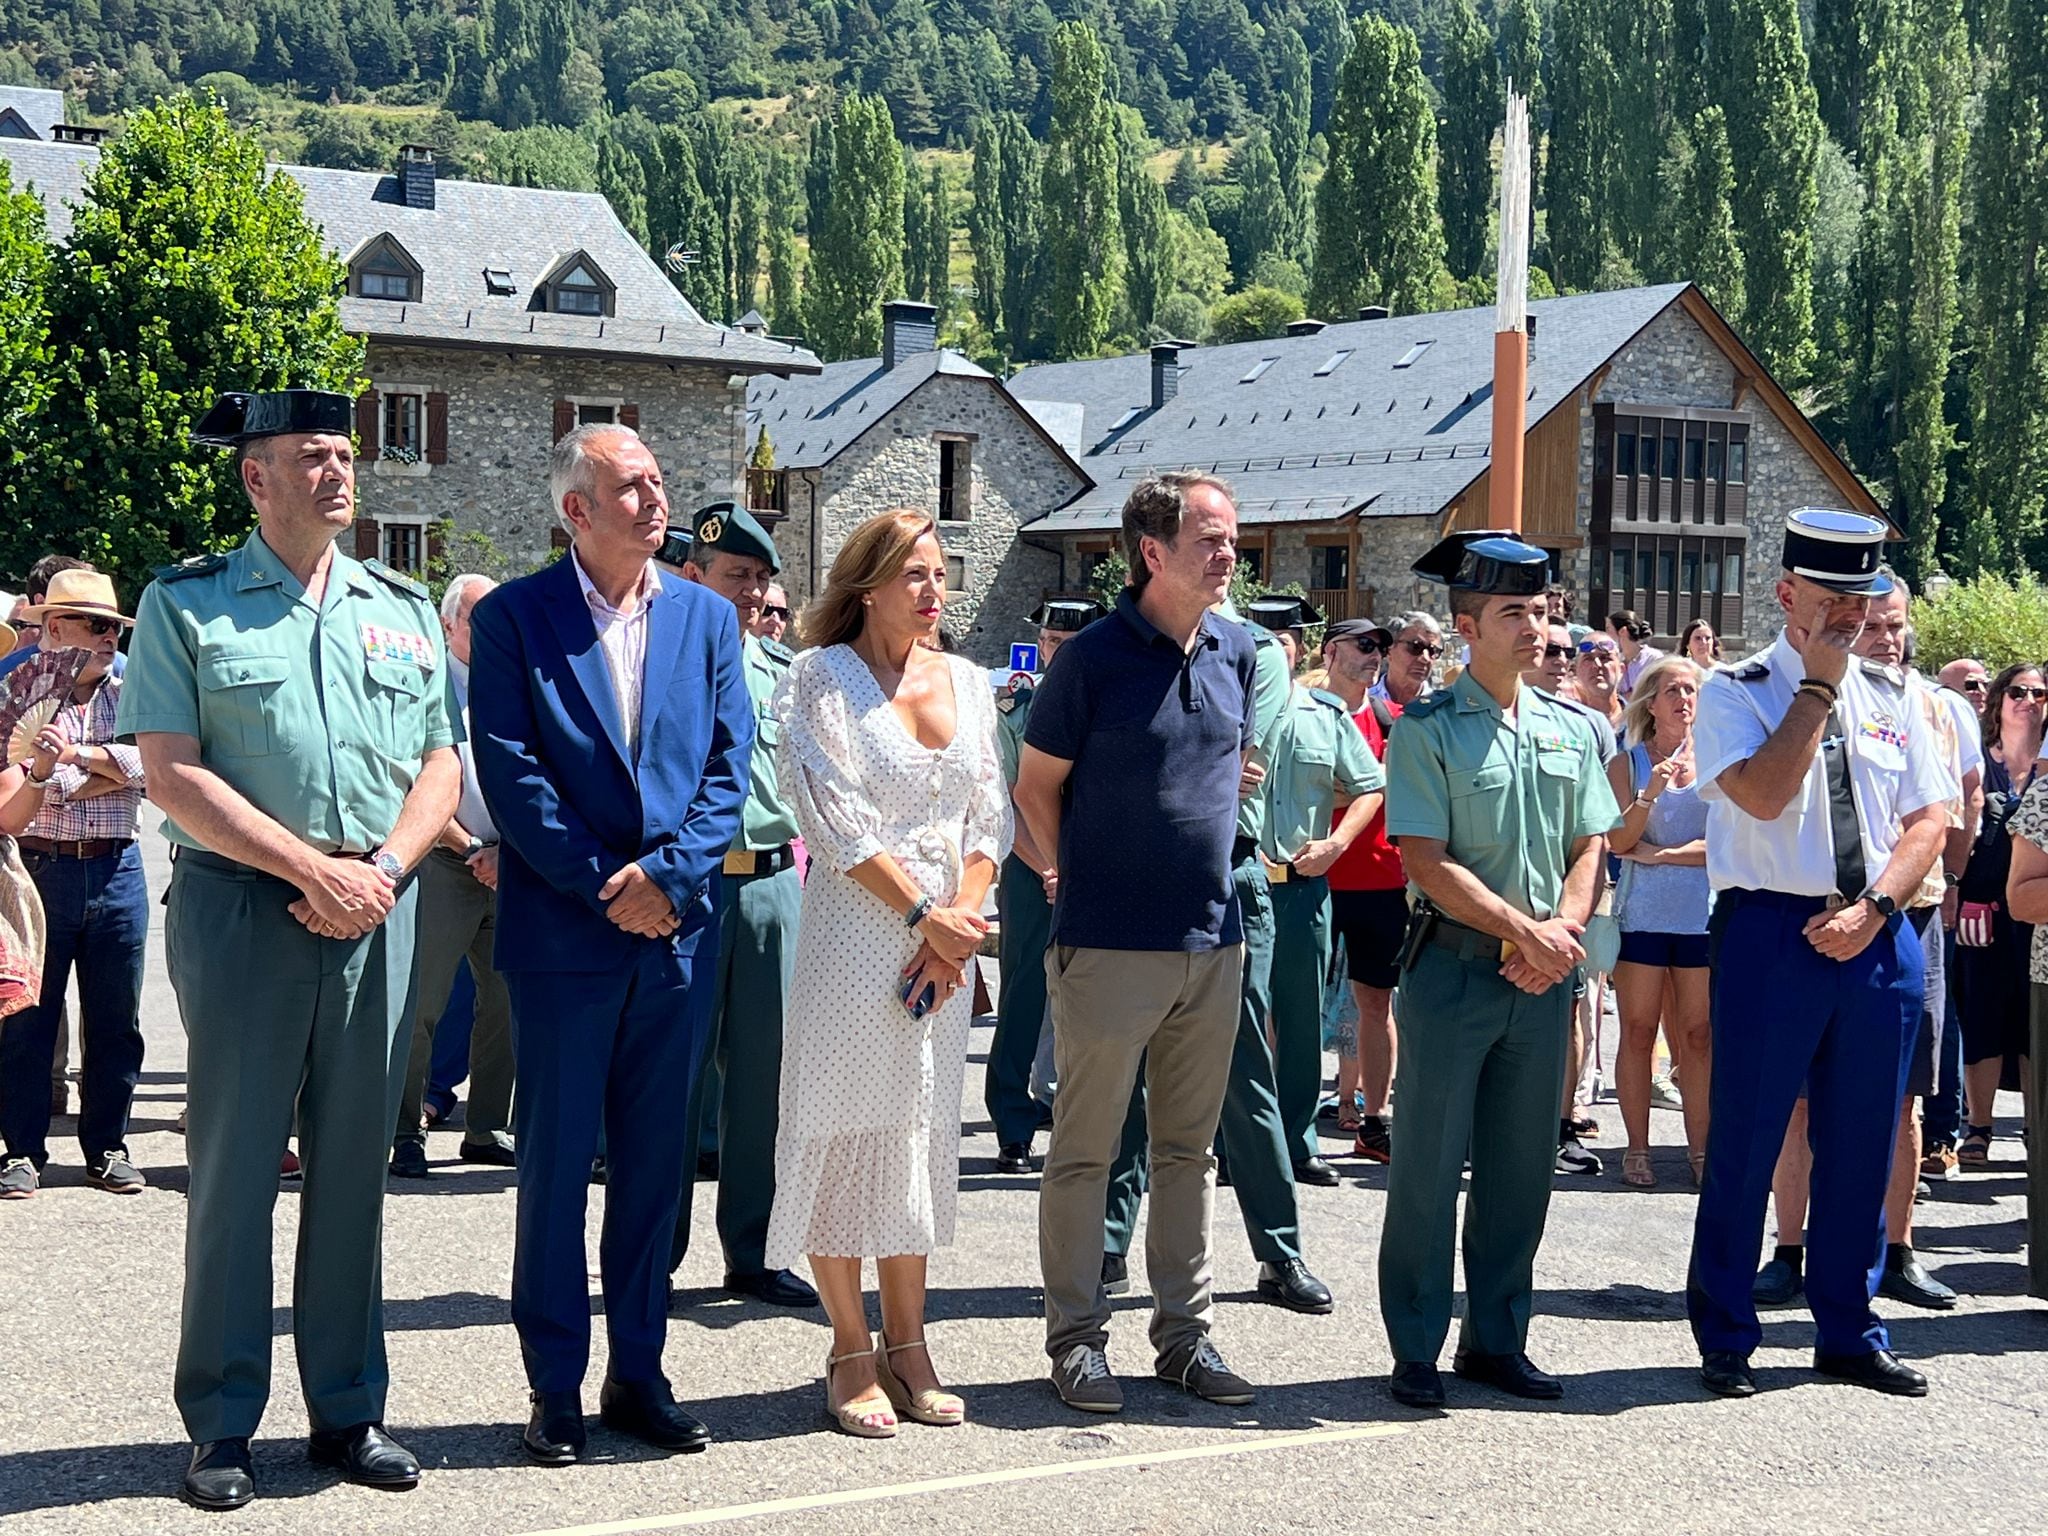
[1008,285,1695,532]
[0,137,819,375]
[747,348,1009,468]
[0,87,64,141]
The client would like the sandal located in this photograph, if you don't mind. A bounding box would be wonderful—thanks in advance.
[1688,1150,1707,1188]
[1958,1126,1993,1168]
[824,1346,898,1438]
[1621,1149,1656,1188]
[875,1335,965,1426]
[1570,1112,1601,1138]
[1336,1092,1363,1136]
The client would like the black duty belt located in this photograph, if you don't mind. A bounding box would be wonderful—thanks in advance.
[722,844,795,877]
[1231,835,1260,865]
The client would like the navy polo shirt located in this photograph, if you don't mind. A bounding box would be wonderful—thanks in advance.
[1024,589,1257,951]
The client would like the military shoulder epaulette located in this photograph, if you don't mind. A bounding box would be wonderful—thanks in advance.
[1734,661,1771,682]
[1308,687,1350,712]
[1857,657,1905,688]
[153,552,229,583]
[363,558,431,602]
[759,636,794,666]
[1404,690,1455,720]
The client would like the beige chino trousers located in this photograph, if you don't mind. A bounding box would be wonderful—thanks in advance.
[1039,942,1242,1365]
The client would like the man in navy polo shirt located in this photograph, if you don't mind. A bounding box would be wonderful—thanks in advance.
[1015,471,1261,1415]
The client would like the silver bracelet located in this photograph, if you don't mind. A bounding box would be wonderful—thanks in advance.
[905,895,934,929]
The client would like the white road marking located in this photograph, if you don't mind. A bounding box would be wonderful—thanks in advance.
[508,1421,1411,1536]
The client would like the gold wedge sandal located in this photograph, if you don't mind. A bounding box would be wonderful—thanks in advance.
[824,1345,898,1438]
[874,1335,966,1426]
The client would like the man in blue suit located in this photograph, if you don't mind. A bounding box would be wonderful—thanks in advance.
[469,423,752,1464]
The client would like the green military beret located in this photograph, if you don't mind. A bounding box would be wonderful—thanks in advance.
[690,500,780,574]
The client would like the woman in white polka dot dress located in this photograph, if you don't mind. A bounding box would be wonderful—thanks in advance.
[766,510,1010,1438]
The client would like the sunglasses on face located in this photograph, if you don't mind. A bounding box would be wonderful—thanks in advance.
[1963,677,1989,693]
[2008,685,2048,703]
[1542,643,1573,660]
[762,605,790,621]
[1578,639,1618,658]
[54,615,120,638]
[1400,639,1444,659]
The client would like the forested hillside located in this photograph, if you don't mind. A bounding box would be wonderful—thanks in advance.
[5,0,2048,581]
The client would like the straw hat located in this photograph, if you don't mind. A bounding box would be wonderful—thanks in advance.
[18,569,134,626]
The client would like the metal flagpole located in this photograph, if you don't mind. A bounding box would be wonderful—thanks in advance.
[1490,86,1531,535]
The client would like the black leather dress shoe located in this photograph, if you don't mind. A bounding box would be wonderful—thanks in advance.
[1878,1248,1957,1310]
[1102,1252,1131,1296]
[996,1141,1034,1174]
[1814,1348,1928,1396]
[1699,1350,1756,1398]
[1452,1349,1564,1400]
[523,1390,586,1465]
[180,1438,254,1511]
[723,1267,820,1307]
[599,1376,712,1453]
[388,1137,429,1179]
[1256,1259,1335,1314]
[1293,1156,1341,1187]
[308,1422,420,1489]
[1389,1362,1445,1408]
[459,1133,517,1167]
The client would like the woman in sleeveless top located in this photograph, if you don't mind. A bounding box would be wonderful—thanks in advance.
[1606,656,1713,1188]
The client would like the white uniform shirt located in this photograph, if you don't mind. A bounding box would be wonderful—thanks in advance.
[1941,687,1985,782]
[1694,629,1957,896]
[446,655,497,843]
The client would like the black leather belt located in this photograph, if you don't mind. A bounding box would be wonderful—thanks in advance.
[722,843,795,877]
[18,835,132,860]
[1231,835,1259,864]
[1426,915,1510,961]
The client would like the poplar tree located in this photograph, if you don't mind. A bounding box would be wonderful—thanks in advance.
[1498,0,1544,114]
[1040,21,1124,359]
[1118,110,1179,331]
[924,166,952,329]
[1268,27,1315,261]
[807,92,906,360]
[1438,0,1499,281]
[1545,0,1616,289]
[968,118,1005,340]
[1308,17,1447,317]
[997,115,1045,357]
[903,150,929,303]
[1663,108,1745,319]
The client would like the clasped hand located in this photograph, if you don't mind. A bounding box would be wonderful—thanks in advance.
[290,855,397,940]
[600,862,678,938]
[1499,917,1586,995]
[1803,899,1882,961]
[900,903,989,1015]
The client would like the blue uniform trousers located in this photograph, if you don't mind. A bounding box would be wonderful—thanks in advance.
[507,938,712,1394]
[1687,890,1922,1358]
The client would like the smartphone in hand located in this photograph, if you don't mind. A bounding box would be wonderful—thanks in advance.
[898,971,937,1020]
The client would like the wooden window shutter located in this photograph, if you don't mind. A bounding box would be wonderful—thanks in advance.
[354,518,381,561]
[552,399,576,442]
[426,392,449,464]
[355,389,379,452]
[619,402,640,431]
[427,523,447,567]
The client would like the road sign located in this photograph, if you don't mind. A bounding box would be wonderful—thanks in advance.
[1009,642,1040,674]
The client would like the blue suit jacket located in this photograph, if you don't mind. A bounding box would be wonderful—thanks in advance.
[468,553,753,973]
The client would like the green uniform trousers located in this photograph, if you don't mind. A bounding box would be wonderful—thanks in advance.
[989,853,1054,1146]
[674,863,800,1276]
[1377,938,1571,1364]
[398,848,512,1141]
[2031,984,2047,1302]
[166,848,419,1443]
[1267,874,1333,1165]
[1106,853,1302,1265]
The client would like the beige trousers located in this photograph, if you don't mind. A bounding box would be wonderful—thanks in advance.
[1038,943,1242,1365]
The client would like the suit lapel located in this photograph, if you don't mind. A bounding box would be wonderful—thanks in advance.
[541,556,632,774]
[638,574,686,751]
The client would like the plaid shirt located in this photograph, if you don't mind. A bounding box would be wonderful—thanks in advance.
[26,674,145,842]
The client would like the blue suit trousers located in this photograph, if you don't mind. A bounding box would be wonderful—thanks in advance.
[507,940,711,1394]
[1688,891,1922,1359]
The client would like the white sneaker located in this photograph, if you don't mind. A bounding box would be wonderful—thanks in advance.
[1650,1075,1685,1111]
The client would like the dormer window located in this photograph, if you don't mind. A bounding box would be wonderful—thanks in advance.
[539,251,616,318]
[349,234,422,304]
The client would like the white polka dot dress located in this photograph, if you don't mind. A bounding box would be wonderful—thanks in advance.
[763,644,1011,1266]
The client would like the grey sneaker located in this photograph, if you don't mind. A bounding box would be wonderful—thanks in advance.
[1051,1345,1123,1413]
[1157,1338,1255,1406]
[0,1157,37,1200]
[86,1150,145,1194]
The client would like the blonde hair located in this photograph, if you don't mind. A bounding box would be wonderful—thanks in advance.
[798,509,939,650]
[1622,655,1705,746]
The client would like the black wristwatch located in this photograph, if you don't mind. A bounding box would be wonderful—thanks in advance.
[1862,890,1899,920]
[462,835,486,860]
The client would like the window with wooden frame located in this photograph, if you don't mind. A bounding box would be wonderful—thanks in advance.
[351,235,422,303]
[937,437,971,522]
[357,388,449,466]
[943,553,968,593]
[382,392,423,459]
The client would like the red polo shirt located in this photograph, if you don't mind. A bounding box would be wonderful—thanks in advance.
[1329,694,1405,891]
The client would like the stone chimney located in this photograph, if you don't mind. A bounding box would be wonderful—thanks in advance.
[1286,318,1327,337]
[1357,305,1390,321]
[881,299,938,371]
[52,123,106,146]
[1151,339,1194,409]
[399,144,438,211]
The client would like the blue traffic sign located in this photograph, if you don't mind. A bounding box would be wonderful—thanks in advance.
[1009,642,1040,674]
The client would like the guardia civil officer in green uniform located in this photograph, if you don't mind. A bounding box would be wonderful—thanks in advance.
[1246,595,1385,1172]
[989,597,1102,1174]
[1101,596,1339,1314]
[1376,532,1619,1409]
[117,390,462,1509]
[667,502,820,1307]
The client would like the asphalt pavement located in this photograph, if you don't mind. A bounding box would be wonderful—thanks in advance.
[0,829,2042,1536]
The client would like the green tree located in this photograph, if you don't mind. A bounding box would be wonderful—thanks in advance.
[1438,0,1499,281]
[968,118,1006,341]
[903,150,929,303]
[1308,17,1447,318]
[1545,0,1617,289]
[1268,28,1315,262]
[484,125,597,190]
[1117,110,1178,333]
[807,92,906,359]
[16,96,362,596]
[1208,284,1306,342]
[1040,22,1124,358]
[923,165,953,330]
[1720,0,1823,382]
[597,129,650,247]
[1662,108,1746,320]
[1962,0,2048,571]
[0,168,51,536]
[996,115,1046,357]
[1498,0,1544,113]
[766,147,805,332]
[1223,130,1293,286]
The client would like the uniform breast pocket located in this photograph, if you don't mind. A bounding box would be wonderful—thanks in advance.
[364,659,430,761]
[197,649,295,757]
[1448,762,1511,847]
